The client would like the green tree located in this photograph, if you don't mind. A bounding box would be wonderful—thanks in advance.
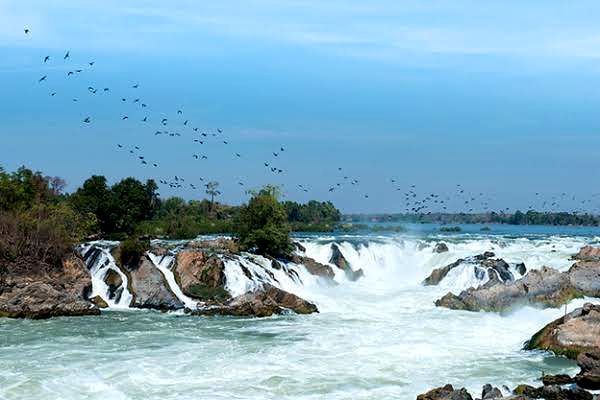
[205,181,221,213]
[235,187,292,257]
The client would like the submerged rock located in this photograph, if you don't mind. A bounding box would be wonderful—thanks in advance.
[126,255,184,311]
[433,242,449,253]
[0,256,100,319]
[416,384,473,400]
[525,303,600,359]
[189,284,318,317]
[174,251,229,301]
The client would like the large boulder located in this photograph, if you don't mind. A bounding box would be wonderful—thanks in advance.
[126,254,184,311]
[0,256,100,319]
[189,284,318,317]
[575,351,600,390]
[525,303,600,359]
[416,384,473,400]
[174,251,229,301]
[436,267,581,312]
[568,262,600,297]
[573,246,600,262]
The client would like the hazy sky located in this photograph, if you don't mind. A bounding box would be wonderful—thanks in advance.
[2,1,600,213]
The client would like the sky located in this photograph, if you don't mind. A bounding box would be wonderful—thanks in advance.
[2,0,600,213]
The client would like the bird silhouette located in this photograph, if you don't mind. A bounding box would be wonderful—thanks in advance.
[38,75,47,82]
[64,51,70,60]
[83,117,91,123]
[43,56,50,63]
[24,28,30,34]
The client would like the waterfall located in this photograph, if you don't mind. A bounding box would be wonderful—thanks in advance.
[147,253,199,309]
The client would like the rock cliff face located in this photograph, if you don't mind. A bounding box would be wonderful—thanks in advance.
[0,255,99,319]
[174,250,229,301]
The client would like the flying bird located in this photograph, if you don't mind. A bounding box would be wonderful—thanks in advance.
[24,28,30,34]
[38,75,47,82]
[43,56,50,63]
[64,51,70,60]
[83,117,91,123]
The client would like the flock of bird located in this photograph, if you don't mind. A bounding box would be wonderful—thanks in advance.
[23,27,600,215]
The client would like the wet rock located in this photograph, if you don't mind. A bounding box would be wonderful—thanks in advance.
[190,284,318,317]
[89,295,109,309]
[434,242,449,253]
[575,351,600,390]
[174,251,229,301]
[416,384,473,400]
[515,263,527,276]
[0,256,100,319]
[288,255,335,279]
[436,267,581,312]
[187,238,239,254]
[577,351,600,371]
[423,258,465,285]
[293,241,306,253]
[573,246,600,262]
[482,384,503,399]
[103,269,123,301]
[525,303,600,359]
[541,374,574,386]
[126,255,184,311]
[424,253,519,287]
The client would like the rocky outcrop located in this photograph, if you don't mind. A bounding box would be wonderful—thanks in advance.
[573,246,600,262]
[174,251,229,301]
[103,269,124,303]
[416,384,473,400]
[0,256,99,319]
[436,258,600,312]
[125,255,184,311]
[575,351,600,390]
[288,254,335,279]
[525,303,600,359]
[329,243,363,281]
[436,266,579,312]
[433,242,449,253]
[189,284,318,317]
[424,252,521,286]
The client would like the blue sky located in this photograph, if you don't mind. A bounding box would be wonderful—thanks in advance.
[2,1,600,213]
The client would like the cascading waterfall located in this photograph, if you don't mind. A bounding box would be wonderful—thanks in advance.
[80,233,591,311]
[79,242,133,308]
[147,253,199,310]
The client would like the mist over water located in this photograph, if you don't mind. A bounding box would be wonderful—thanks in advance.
[2,226,599,400]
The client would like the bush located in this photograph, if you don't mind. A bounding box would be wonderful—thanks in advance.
[235,187,292,257]
[119,237,150,268]
[440,226,462,233]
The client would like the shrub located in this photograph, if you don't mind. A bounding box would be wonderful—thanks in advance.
[235,187,292,257]
[119,237,150,268]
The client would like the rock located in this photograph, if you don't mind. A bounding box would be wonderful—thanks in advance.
[186,238,239,254]
[525,303,600,359]
[436,267,581,312]
[577,351,600,372]
[515,263,527,276]
[288,255,335,279]
[513,384,539,398]
[126,255,184,311]
[434,243,449,253]
[575,369,600,390]
[103,269,124,302]
[482,384,503,399]
[568,262,600,297]
[424,253,517,286]
[293,241,306,253]
[174,251,229,301]
[0,256,100,319]
[541,374,574,386]
[89,295,109,309]
[573,246,600,262]
[416,384,473,400]
[190,284,318,317]
[329,244,363,281]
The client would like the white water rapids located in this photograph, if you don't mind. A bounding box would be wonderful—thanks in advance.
[2,230,600,399]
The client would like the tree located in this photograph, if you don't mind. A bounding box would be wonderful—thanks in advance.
[205,181,221,212]
[235,187,292,257]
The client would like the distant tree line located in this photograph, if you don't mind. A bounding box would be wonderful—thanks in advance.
[345,211,600,226]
